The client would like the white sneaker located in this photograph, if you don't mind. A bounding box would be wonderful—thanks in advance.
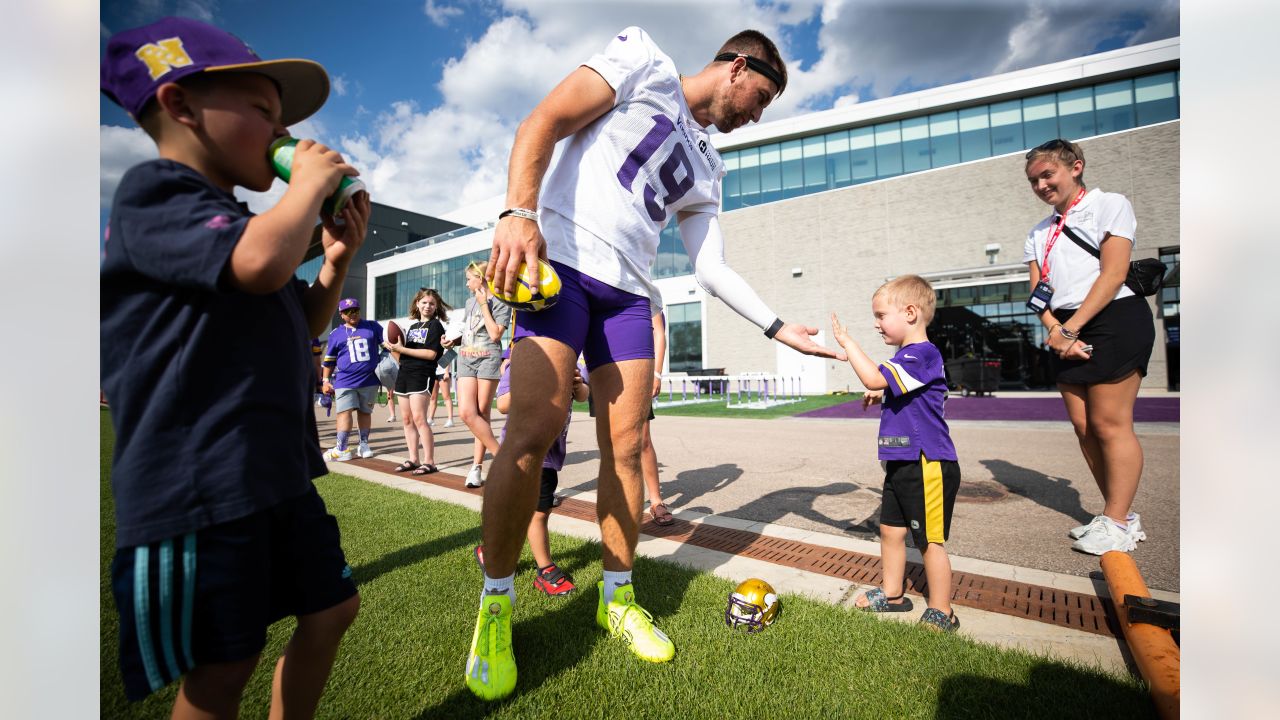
[428,418,436,427]
[358,441,374,459]
[324,447,353,462]
[1068,515,1105,540]
[387,415,397,423]
[465,465,484,488]
[444,420,455,428]
[1071,519,1137,555]
[1070,513,1147,541]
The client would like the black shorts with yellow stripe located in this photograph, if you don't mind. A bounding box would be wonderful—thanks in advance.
[879,454,961,548]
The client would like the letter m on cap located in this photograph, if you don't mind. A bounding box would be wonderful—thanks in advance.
[135,38,194,80]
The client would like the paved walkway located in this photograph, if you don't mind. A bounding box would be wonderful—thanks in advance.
[319,394,1178,674]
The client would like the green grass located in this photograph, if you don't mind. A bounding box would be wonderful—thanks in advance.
[101,409,1152,719]
[651,392,859,419]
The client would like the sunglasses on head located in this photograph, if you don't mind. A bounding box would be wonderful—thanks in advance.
[1026,138,1071,158]
[418,288,437,293]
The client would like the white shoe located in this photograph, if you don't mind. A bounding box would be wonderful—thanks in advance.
[1068,515,1105,540]
[324,447,353,462]
[1070,513,1146,541]
[465,464,484,488]
[1071,519,1137,555]
[428,418,436,427]
[387,415,397,423]
[444,420,455,428]
[358,441,374,459]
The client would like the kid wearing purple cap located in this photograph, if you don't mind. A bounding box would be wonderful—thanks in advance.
[321,298,385,461]
[100,16,368,717]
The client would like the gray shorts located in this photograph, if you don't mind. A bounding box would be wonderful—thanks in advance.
[335,386,379,414]
[457,352,503,380]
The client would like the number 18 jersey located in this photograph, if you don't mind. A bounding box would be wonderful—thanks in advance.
[539,26,723,294]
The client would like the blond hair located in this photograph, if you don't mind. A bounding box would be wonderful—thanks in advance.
[465,260,487,278]
[874,275,936,325]
[1024,138,1086,185]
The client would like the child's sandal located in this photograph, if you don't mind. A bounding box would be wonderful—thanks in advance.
[919,607,960,632]
[857,587,914,613]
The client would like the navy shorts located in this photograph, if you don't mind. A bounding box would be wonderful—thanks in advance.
[536,467,560,513]
[111,484,357,701]
[879,455,961,550]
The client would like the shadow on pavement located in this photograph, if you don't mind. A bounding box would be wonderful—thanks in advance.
[980,458,1094,525]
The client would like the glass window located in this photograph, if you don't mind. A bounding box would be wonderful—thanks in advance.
[759,143,782,204]
[722,151,740,209]
[737,146,760,206]
[1135,72,1178,125]
[874,121,903,178]
[780,139,803,198]
[989,100,1023,156]
[667,302,703,372]
[901,117,930,173]
[850,126,876,183]
[803,135,827,189]
[928,110,960,167]
[1057,87,1095,140]
[1094,79,1135,134]
[958,106,992,162]
[826,130,852,188]
[1022,93,1058,148]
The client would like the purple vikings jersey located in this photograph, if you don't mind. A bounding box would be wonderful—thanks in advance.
[323,320,384,389]
[877,341,957,462]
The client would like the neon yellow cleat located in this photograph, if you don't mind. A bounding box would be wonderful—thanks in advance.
[596,581,675,663]
[465,594,516,700]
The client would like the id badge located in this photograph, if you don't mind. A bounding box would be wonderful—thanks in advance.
[1026,280,1054,313]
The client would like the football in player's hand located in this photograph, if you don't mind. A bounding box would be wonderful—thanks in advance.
[386,321,403,344]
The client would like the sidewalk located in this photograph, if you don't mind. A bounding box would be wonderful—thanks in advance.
[319,402,1179,674]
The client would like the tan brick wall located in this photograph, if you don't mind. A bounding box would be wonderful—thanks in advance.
[703,122,1180,391]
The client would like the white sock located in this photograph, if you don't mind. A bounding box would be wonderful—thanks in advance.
[482,573,516,607]
[602,570,633,604]
[1107,517,1128,531]
[1126,512,1138,521]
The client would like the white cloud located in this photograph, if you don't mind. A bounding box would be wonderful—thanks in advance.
[332,75,348,97]
[99,125,157,207]
[424,0,464,27]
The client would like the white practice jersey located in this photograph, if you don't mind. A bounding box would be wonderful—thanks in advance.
[540,27,724,301]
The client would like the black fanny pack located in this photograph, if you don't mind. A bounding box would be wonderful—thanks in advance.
[1061,226,1167,297]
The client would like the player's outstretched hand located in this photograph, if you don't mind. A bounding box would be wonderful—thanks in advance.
[321,188,370,267]
[862,389,884,410]
[488,215,546,300]
[773,322,847,361]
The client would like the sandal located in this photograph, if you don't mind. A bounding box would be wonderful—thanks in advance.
[394,460,420,473]
[856,585,914,613]
[650,502,674,526]
[412,464,439,475]
[919,607,960,633]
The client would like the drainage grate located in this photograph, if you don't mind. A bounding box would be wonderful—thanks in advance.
[351,457,1118,637]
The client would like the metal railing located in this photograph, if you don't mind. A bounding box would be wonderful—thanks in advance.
[653,373,805,409]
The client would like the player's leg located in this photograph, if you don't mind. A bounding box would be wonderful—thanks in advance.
[590,359,653,574]
[481,339,576,579]
[1085,370,1144,522]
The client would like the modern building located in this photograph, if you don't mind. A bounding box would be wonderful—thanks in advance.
[366,38,1181,392]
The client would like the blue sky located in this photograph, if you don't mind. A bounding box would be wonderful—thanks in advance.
[100,0,1179,224]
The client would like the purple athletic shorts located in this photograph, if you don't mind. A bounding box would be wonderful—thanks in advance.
[513,260,653,371]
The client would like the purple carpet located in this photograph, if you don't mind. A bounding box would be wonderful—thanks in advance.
[800,396,1179,422]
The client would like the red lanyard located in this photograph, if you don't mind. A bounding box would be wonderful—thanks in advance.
[1040,187,1087,285]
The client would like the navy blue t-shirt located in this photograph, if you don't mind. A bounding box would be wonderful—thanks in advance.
[101,159,326,548]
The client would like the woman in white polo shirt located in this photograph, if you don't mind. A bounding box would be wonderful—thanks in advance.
[1022,138,1155,557]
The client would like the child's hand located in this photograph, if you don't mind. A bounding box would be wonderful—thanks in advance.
[830,312,853,348]
[382,339,401,353]
[321,189,371,267]
[862,389,884,409]
[290,139,359,199]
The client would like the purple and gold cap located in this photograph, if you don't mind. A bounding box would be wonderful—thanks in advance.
[338,298,360,312]
[101,16,329,126]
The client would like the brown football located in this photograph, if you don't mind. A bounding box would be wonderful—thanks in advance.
[386,320,403,344]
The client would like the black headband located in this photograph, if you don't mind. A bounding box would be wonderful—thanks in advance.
[714,52,785,95]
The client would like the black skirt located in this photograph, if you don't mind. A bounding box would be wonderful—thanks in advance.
[1050,295,1155,385]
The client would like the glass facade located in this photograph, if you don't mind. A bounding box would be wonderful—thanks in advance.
[929,280,1056,388]
[373,249,492,320]
[666,301,703,372]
